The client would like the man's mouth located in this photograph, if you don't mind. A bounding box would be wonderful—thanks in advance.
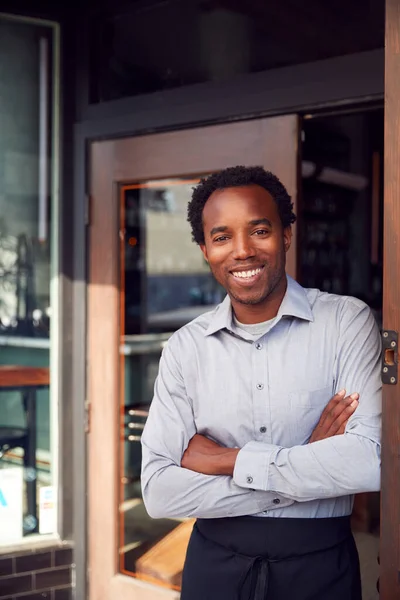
[230,266,264,280]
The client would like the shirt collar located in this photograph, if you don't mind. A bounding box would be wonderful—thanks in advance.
[278,275,314,322]
[204,275,314,337]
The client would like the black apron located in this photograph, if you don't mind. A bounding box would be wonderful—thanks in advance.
[181,516,361,600]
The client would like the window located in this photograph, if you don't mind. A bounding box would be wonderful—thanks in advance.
[0,14,59,544]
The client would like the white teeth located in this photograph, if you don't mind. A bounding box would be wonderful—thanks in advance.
[232,268,262,279]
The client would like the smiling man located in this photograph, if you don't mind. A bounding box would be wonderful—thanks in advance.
[141,166,381,600]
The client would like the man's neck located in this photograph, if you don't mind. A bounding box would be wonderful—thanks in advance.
[230,277,287,324]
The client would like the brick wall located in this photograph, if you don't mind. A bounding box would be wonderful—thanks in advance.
[0,544,74,600]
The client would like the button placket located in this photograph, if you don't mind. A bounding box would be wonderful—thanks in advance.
[252,336,269,443]
[252,334,271,443]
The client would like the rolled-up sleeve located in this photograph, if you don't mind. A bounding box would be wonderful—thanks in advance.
[233,302,382,501]
[141,334,293,518]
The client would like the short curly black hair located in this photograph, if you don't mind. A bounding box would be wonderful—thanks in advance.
[187,165,296,245]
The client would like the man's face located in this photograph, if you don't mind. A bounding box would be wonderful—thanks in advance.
[200,185,291,308]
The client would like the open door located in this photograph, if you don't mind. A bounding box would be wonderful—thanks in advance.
[379,0,400,598]
[87,116,301,600]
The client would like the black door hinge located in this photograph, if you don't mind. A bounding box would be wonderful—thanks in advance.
[382,330,398,384]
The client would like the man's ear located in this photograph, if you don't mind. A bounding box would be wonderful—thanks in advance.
[200,244,209,262]
[283,226,292,253]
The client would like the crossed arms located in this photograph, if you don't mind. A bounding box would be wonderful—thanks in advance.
[141,306,381,519]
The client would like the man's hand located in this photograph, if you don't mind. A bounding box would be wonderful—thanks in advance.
[181,434,239,476]
[309,389,359,443]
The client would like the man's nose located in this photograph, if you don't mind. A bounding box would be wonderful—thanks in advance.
[232,236,256,260]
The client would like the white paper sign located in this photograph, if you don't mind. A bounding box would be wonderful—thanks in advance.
[0,468,23,543]
[39,486,56,534]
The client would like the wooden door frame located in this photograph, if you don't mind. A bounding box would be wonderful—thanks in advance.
[87,116,300,600]
[380,0,400,598]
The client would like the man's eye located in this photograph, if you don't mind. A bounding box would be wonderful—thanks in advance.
[254,229,269,235]
[214,236,228,242]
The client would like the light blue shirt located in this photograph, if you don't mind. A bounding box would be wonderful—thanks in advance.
[141,275,381,520]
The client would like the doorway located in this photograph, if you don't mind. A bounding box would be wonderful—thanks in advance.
[87,109,390,600]
[300,107,384,600]
[87,108,392,600]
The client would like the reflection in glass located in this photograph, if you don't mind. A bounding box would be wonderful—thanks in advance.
[119,179,223,588]
[0,16,57,542]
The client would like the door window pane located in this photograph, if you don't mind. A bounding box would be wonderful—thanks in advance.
[119,179,223,589]
[0,15,59,543]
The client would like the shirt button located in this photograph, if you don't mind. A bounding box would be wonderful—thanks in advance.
[246,476,253,484]
[255,343,263,350]
[273,498,281,505]
[259,426,267,433]
[256,383,264,390]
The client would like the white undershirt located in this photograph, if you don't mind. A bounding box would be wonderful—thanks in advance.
[233,315,277,339]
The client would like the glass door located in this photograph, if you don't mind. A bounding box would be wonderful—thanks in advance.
[119,178,225,588]
[88,116,300,600]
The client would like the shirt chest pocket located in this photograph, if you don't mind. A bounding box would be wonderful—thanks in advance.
[288,385,332,446]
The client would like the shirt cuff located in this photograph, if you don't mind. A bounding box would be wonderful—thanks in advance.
[233,441,280,492]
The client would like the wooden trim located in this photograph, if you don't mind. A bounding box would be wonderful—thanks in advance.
[118,185,126,573]
[88,141,120,594]
[380,1,400,597]
[0,366,50,387]
[88,116,300,600]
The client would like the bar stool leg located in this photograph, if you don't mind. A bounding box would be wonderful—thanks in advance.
[24,388,38,533]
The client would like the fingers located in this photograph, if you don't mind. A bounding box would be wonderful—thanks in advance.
[326,393,359,436]
[309,389,360,443]
[324,392,358,423]
[318,389,347,426]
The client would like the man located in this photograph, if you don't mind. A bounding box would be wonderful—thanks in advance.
[141,166,381,600]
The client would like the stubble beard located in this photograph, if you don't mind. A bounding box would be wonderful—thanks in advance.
[226,263,284,306]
